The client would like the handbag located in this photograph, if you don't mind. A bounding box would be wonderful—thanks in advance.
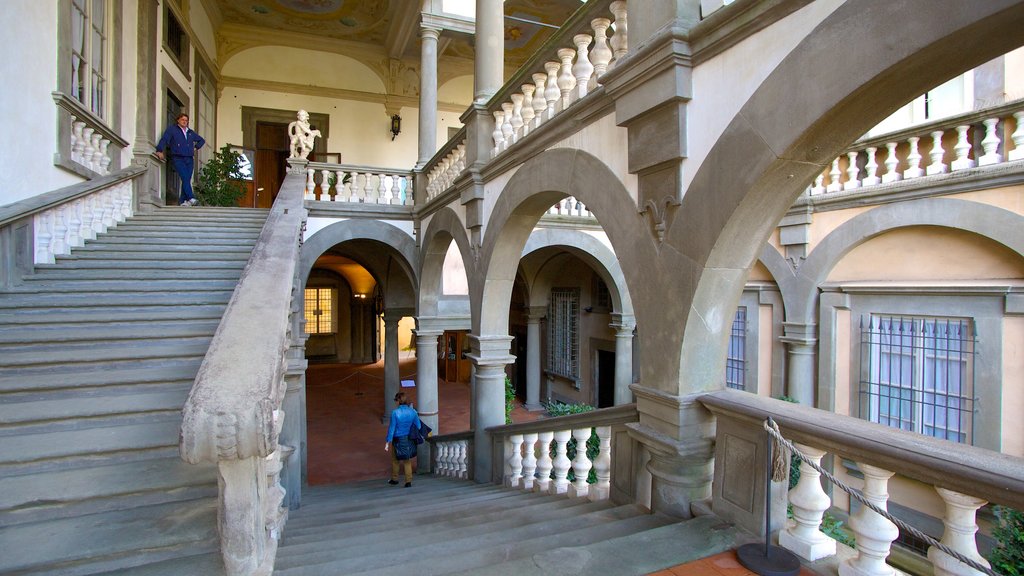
[409,420,432,445]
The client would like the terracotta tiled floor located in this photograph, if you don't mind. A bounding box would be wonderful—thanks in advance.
[306,358,541,485]
[648,550,817,576]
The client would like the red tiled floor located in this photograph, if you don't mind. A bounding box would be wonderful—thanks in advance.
[306,358,542,485]
[652,551,817,576]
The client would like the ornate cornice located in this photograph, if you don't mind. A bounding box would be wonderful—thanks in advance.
[219,76,467,113]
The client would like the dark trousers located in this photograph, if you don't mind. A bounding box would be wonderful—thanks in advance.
[171,155,195,203]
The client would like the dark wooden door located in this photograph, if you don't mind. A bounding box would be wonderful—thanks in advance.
[254,122,289,209]
[164,91,185,205]
[597,350,615,408]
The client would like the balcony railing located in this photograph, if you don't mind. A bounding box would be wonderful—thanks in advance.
[304,161,414,206]
[809,101,1024,197]
[699,390,1023,576]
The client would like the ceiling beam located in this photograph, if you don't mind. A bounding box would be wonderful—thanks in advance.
[385,1,422,59]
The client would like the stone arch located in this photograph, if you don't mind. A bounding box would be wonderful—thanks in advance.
[667,0,1024,393]
[474,148,646,341]
[522,228,635,317]
[418,207,474,318]
[788,197,1024,322]
[301,219,419,308]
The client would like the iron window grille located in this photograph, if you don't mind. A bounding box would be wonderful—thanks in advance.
[859,315,976,444]
[303,288,336,334]
[725,307,747,390]
[547,288,580,381]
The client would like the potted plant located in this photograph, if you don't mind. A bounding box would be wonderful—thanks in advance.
[194,145,247,207]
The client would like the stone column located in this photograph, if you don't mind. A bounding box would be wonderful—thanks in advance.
[131,0,162,210]
[780,322,817,406]
[414,330,441,473]
[610,314,636,406]
[524,306,545,411]
[417,27,442,169]
[467,334,515,483]
[474,0,505,103]
[382,311,402,424]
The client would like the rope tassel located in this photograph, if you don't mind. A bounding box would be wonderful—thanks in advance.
[768,416,790,483]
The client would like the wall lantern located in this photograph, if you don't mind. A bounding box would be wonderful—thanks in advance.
[390,114,401,140]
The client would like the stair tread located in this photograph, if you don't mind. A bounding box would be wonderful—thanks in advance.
[0,385,191,426]
[0,338,211,367]
[0,306,227,326]
[0,358,201,392]
[0,417,181,464]
[0,319,220,344]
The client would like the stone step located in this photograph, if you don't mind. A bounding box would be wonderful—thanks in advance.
[58,249,251,261]
[0,336,211,368]
[84,233,259,245]
[0,382,192,428]
[0,415,181,467]
[0,496,218,575]
[0,357,201,393]
[0,456,217,527]
[32,259,247,271]
[107,221,264,232]
[0,305,226,327]
[8,277,241,294]
[74,241,256,254]
[24,266,245,281]
[91,551,224,576]
[0,290,234,310]
[0,319,220,345]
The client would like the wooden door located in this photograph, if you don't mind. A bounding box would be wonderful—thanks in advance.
[254,122,289,209]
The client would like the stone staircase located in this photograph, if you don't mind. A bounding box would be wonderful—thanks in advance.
[0,206,269,575]
[271,476,744,576]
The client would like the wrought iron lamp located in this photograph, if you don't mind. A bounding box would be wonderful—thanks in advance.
[390,114,401,140]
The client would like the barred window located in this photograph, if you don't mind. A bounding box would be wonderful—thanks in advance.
[547,288,580,381]
[304,288,336,334]
[71,0,108,119]
[725,307,747,390]
[591,275,611,313]
[860,315,975,444]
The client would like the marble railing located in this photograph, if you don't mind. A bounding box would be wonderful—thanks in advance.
[0,167,144,273]
[810,101,1024,197]
[429,431,473,480]
[424,128,466,202]
[700,390,1024,576]
[304,162,414,206]
[180,162,308,575]
[487,404,639,502]
[488,0,627,159]
[547,196,594,219]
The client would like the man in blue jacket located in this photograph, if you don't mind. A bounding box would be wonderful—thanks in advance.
[155,112,205,206]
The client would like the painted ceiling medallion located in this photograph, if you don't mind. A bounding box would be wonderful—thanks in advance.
[274,0,343,14]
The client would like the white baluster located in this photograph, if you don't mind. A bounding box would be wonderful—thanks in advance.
[779,444,836,561]
[79,196,96,241]
[927,488,990,576]
[101,189,117,228]
[436,443,448,476]
[926,130,947,175]
[119,181,133,219]
[550,429,572,495]
[862,147,880,186]
[557,48,577,110]
[903,136,924,179]
[609,1,628,68]
[839,463,898,576]
[81,128,96,169]
[532,72,549,129]
[882,142,901,184]
[951,125,976,171]
[534,431,554,493]
[544,61,561,121]
[334,170,346,202]
[500,102,514,149]
[506,434,524,488]
[521,432,538,490]
[588,426,611,501]
[568,427,592,498]
[50,205,68,257]
[510,94,524,142]
[403,175,414,206]
[826,158,842,192]
[65,199,83,250]
[1009,111,1024,161]
[349,172,361,202]
[320,169,332,200]
[520,84,535,137]
[71,120,86,164]
[844,151,860,190]
[572,34,594,100]
[89,194,106,236]
[99,139,112,174]
[810,172,826,195]
[456,143,466,173]
[364,172,376,203]
[978,118,1002,166]
[34,212,55,264]
[390,174,401,205]
[377,173,390,204]
[90,133,103,172]
[492,110,505,157]
[305,169,315,200]
[458,440,470,479]
[590,18,613,89]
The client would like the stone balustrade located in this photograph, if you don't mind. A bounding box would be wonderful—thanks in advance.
[69,114,115,175]
[548,196,594,219]
[488,0,627,159]
[809,101,1024,197]
[699,390,1024,576]
[33,178,133,264]
[430,432,472,479]
[304,162,413,206]
[425,138,466,201]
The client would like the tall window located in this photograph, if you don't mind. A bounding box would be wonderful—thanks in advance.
[547,288,580,381]
[304,288,335,334]
[860,315,975,444]
[725,307,747,390]
[71,0,108,119]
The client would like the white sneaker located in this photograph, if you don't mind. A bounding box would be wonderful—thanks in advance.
[188,198,198,206]
[180,201,190,206]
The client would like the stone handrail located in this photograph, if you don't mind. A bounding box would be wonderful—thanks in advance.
[0,166,145,286]
[304,161,414,206]
[698,389,1024,574]
[485,404,639,502]
[428,430,474,480]
[179,161,308,576]
[808,98,1024,197]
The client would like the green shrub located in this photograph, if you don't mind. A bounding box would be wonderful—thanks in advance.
[544,401,594,418]
[194,145,246,207]
[987,505,1024,576]
[504,376,515,425]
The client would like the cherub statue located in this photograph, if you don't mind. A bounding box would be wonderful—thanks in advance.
[288,109,321,159]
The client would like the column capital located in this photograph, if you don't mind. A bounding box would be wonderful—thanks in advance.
[384,308,412,323]
[413,329,443,340]
[526,305,546,321]
[610,313,636,333]
[780,321,817,347]
[414,315,449,333]
[465,333,516,366]
[419,26,442,40]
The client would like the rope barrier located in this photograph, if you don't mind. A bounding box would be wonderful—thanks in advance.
[763,418,1002,576]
